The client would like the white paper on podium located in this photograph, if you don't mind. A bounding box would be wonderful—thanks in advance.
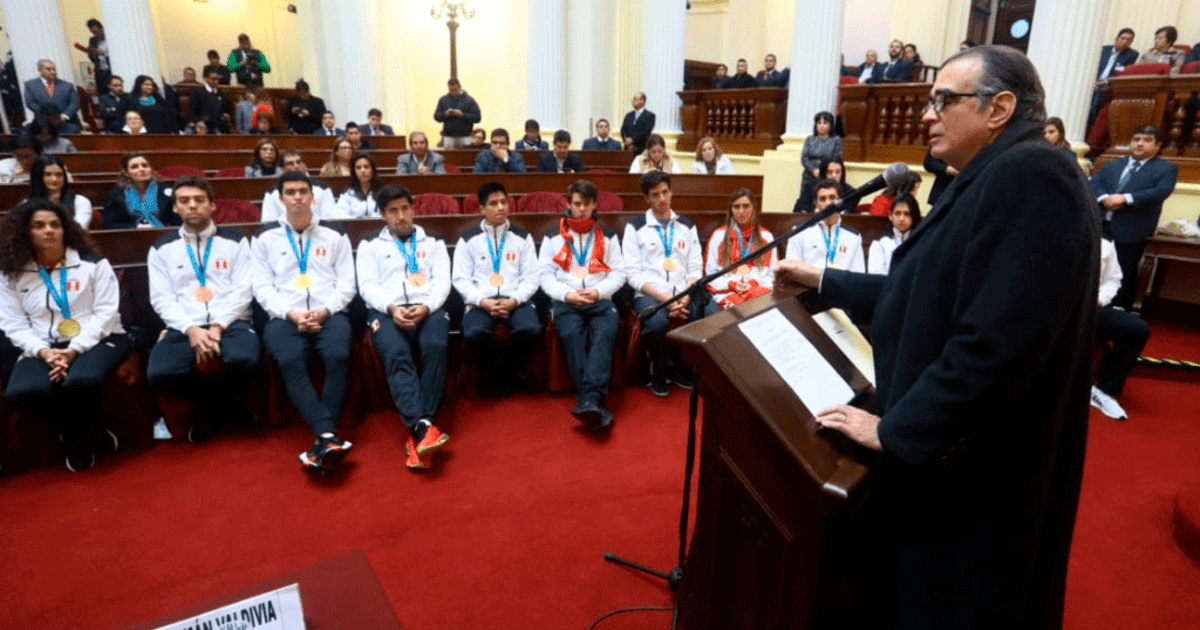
[812,308,875,387]
[738,308,855,413]
[150,582,306,630]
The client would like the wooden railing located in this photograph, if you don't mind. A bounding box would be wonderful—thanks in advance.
[676,88,788,155]
[838,82,932,164]
[1103,74,1200,180]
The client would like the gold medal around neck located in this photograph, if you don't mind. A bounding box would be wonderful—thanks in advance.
[293,273,312,289]
[662,259,677,272]
[407,272,428,287]
[572,266,588,279]
[193,286,214,303]
[57,318,81,338]
[736,264,750,276]
[489,273,505,287]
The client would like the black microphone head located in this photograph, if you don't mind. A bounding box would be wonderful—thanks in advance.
[882,162,910,187]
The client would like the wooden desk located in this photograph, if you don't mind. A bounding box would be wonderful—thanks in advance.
[1137,235,1200,312]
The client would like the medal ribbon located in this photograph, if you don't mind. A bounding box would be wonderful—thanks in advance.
[655,220,675,262]
[395,234,419,273]
[569,231,593,267]
[732,224,752,259]
[185,235,214,287]
[820,224,840,265]
[284,226,312,274]
[125,181,162,227]
[37,265,71,320]
[485,227,507,274]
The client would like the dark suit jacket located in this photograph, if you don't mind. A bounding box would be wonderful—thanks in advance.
[97,92,128,133]
[821,120,1097,628]
[923,149,954,207]
[727,73,757,89]
[313,126,344,137]
[1088,155,1177,243]
[880,58,913,82]
[756,68,787,87]
[23,78,80,121]
[363,124,393,136]
[473,149,526,173]
[620,109,656,154]
[536,151,584,173]
[842,62,884,83]
[286,96,326,135]
[188,86,230,131]
[582,136,622,151]
[1096,45,1140,80]
[102,185,180,229]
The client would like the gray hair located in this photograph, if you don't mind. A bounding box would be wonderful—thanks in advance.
[36,59,54,69]
[943,45,1045,123]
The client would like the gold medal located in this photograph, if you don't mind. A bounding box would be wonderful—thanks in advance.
[572,266,588,279]
[407,272,428,287]
[736,264,750,276]
[193,286,214,303]
[827,264,839,270]
[294,273,312,289]
[662,259,677,272]
[489,273,505,287]
[57,318,81,338]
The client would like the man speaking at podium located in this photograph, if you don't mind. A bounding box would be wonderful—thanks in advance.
[776,46,1098,629]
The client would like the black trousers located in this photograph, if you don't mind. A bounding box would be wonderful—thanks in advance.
[261,312,351,436]
[1112,240,1147,310]
[369,309,449,432]
[146,320,261,424]
[1096,305,1150,397]
[552,300,619,403]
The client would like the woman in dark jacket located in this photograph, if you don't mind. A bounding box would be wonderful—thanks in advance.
[128,75,178,134]
[101,152,178,228]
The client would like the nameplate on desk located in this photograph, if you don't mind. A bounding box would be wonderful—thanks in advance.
[150,583,305,630]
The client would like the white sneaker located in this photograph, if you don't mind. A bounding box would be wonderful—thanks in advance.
[1090,386,1128,420]
[153,418,173,440]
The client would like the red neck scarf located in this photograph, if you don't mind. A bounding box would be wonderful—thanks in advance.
[552,217,611,273]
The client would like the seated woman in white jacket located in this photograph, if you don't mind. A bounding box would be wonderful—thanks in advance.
[691,136,734,175]
[29,155,93,229]
[704,188,773,311]
[334,153,381,218]
[868,193,922,275]
[629,134,682,174]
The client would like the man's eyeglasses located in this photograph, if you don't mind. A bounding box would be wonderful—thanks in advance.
[924,89,992,113]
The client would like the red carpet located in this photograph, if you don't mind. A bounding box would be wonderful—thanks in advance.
[1,321,1198,629]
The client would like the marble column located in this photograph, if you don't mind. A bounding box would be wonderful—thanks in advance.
[98,0,162,87]
[0,0,74,110]
[1026,0,1113,146]
[565,1,607,140]
[785,0,845,136]
[527,0,566,131]
[334,1,384,125]
[641,0,687,132]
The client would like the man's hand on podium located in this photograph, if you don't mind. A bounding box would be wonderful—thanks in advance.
[816,404,883,451]
[773,258,822,289]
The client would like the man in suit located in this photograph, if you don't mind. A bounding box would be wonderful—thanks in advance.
[620,92,656,153]
[842,50,883,84]
[363,108,393,136]
[97,75,127,134]
[473,128,526,173]
[582,119,622,151]
[23,60,82,133]
[286,80,325,135]
[314,112,343,137]
[726,59,758,89]
[1089,28,1139,128]
[1089,124,1177,309]
[756,54,787,87]
[188,68,231,133]
[880,40,914,82]
[537,130,585,173]
[396,131,445,174]
[777,46,1097,629]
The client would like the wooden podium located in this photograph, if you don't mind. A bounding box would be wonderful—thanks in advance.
[667,288,877,630]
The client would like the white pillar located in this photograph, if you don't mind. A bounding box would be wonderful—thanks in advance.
[785,0,845,136]
[565,2,601,141]
[641,0,686,132]
[98,0,162,88]
[1026,0,1113,146]
[0,0,74,110]
[334,1,384,126]
[527,0,566,131]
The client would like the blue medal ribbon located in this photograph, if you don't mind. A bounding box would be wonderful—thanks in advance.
[125,181,163,227]
[395,233,419,273]
[485,227,507,273]
[284,226,312,274]
[820,224,840,265]
[37,264,71,320]
[655,220,675,260]
[732,224,752,259]
[569,231,594,267]
[185,235,214,286]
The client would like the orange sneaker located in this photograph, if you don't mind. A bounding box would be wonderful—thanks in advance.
[405,437,431,469]
[415,424,450,456]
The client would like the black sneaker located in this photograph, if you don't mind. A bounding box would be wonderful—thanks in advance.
[65,451,95,473]
[187,420,217,444]
[299,440,325,470]
[594,407,615,431]
[650,377,670,397]
[669,363,695,390]
[319,435,353,468]
[100,429,119,455]
[571,399,603,426]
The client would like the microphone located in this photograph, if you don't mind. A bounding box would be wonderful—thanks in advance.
[833,162,910,211]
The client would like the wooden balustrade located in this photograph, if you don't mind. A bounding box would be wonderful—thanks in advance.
[1103,74,1200,181]
[838,82,932,164]
[677,88,788,155]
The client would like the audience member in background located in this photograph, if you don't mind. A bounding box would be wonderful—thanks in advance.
[251,171,355,473]
[903,44,923,67]
[1043,116,1072,151]
[1088,124,1177,308]
[842,50,883,84]
[249,112,273,135]
[621,92,656,153]
[29,155,91,229]
[869,171,922,216]
[24,60,83,134]
[538,179,627,430]
[204,49,231,85]
[785,179,864,272]
[234,89,254,134]
[183,120,211,136]
[794,157,852,213]
[0,134,42,184]
[178,68,198,85]
[146,175,260,442]
[85,19,111,91]
[1090,29,1138,128]
[396,131,445,175]
[122,110,147,135]
[801,111,841,181]
[712,64,730,89]
[335,153,381,218]
[705,188,773,310]
[189,68,231,134]
[692,136,734,174]
[469,128,488,148]
[923,147,956,206]
[249,87,273,130]
[726,59,758,89]
[881,39,914,82]
[868,193,921,275]
[629,134,680,174]
[623,171,705,396]
[474,128,527,173]
[1091,236,1151,421]
[313,111,342,137]
[453,181,542,390]
[0,200,126,473]
[537,130,584,173]
[756,54,788,87]
[362,108,393,136]
[228,33,270,88]
[345,122,376,151]
[515,119,548,151]
[30,119,76,154]
[1138,26,1185,73]
[434,78,481,149]
[356,185,452,470]
[103,152,178,229]
[260,149,337,222]
[318,138,354,178]
[582,118,622,151]
[97,75,127,134]
[286,80,325,135]
[129,75,178,134]
[245,138,280,178]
